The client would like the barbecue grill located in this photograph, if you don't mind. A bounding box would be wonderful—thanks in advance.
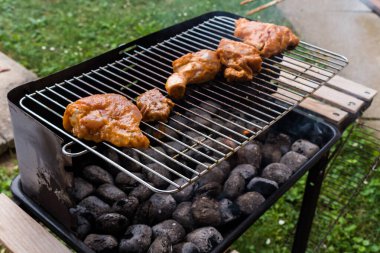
[7,11,349,253]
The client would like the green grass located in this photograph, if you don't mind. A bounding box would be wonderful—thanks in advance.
[0,1,379,252]
[0,161,18,197]
[0,0,289,77]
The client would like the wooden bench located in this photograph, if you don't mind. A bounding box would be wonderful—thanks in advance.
[0,75,377,253]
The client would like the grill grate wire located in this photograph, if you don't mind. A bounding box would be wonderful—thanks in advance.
[19,15,348,193]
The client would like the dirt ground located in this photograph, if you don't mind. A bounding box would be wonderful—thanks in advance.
[0,151,17,172]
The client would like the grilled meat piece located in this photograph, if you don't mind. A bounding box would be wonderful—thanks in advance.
[216,38,262,82]
[165,49,221,99]
[234,18,300,58]
[63,93,149,148]
[136,88,175,122]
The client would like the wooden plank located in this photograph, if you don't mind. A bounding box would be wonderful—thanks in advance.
[327,75,377,102]
[0,194,71,253]
[312,86,364,114]
[272,90,348,125]
[299,97,348,125]
[272,71,375,126]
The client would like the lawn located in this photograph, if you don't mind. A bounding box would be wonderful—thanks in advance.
[0,0,289,77]
[0,0,379,252]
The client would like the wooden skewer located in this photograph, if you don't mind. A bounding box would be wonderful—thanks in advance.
[240,0,256,5]
[246,0,284,15]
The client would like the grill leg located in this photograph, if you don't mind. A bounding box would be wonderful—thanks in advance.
[292,153,329,253]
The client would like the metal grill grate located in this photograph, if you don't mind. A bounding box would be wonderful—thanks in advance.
[19,15,348,193]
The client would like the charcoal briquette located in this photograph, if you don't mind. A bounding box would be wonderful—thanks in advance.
[70,205,94,223]
[277,133,292,154]
[191,197,222,227]
[219,198,241,224]
[223,173,245,199]
[167,178,194,203]
[195,163,225,187]
[168,114,190,133]
[261,163,292,185]
[194,181,222,198]
[95,213,129,235]
[84,234,118,253]
[291,139,320,158]
[246,177,279,198]
[151,122,180,141]
[141,146,168,165]
[130,184,153,202]
[121,148,141,172]
[236,192,265,215]
[173,242,200,253]
[230,164,257,181]
[102,148,122,175]
[237,143,262,168]
[78,196,111,218]
[115,172,144,193]
[265,131,279,144]
[82,165,114,185]
[199,100,222,114]
[135,193,177,225]
[182,131,205,145]
[148,235,172,253]
[75,215,92,240]
[214,137,238,154]
[261,143,282,166]
[210,118,224,133]
[183,142,215,164]
[96,183,127,204]
[112,196,139,219]
[172,202,195,232]
[152,219,186,244]
[163,141,187,157]
[71,177,94,201]
[144,163,172,188]
[280,151,308,173]
[225,117,249,134]
[185,227,223,253]
[186,108,213,129]
[213,160,231,180]
[119,224,152,253]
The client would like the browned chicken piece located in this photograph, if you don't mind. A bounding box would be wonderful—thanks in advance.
[234,18,300,58]
[63,93,150,148]
[136,88,175,122]
[216,38,263,82]
[165,49,221,99]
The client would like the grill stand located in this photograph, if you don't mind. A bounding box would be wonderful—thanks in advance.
[292,153,329,253]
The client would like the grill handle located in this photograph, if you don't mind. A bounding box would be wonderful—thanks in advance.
[62,141,95,157]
